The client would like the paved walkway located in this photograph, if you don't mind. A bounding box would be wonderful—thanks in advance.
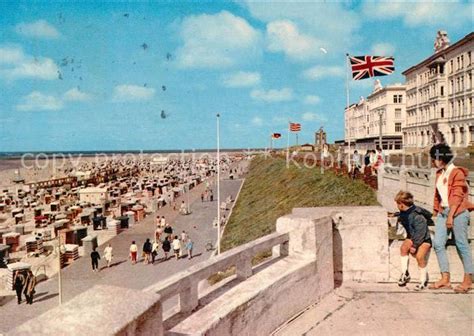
[273,283,473,336]
[0,167,246,333]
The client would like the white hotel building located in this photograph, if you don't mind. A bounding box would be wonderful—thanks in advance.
[402,31,474,149]
[343,82,406,153]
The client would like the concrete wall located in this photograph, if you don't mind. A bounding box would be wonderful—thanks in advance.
[9,285,163,336]
[377,165,474,219]
[168,215,334,336]
[293,206,389,283]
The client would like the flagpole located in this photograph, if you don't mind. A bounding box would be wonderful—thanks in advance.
[216,113,221,255]
[270,134,273,150]
[286,121,290,164]
[345,53,351,171]
[296,133,299,146]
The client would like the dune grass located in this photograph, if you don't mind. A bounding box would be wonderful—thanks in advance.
[221,155,379,252]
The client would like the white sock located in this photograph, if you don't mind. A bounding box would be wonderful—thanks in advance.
[401,255,409,274]
[419,267,427,284]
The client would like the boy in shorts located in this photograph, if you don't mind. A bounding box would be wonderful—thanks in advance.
[395,191,432,290]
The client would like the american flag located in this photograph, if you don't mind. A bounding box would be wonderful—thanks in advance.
[289,122,301,132]
[349,55,395,80]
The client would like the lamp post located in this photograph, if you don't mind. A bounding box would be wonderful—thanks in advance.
[378,110,384,150]
[57,234,63,305]
[216,113,221,255]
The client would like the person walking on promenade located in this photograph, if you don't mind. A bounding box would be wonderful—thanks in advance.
[103,244,113,268]
[143,238,152,264]
[91,247,101,272]
[201,193,204,202]
[160,216,166,228]
[394,191,432,290]
[129,241,138,264]
[164,223,173,239]
[186,237,194,260]
[24,270,36,304]
[155,215,161,227]
[155,225,163,242]
[209,190,214,202]
[172,235,181,260]
[162,237,171,260]
[152,240,159,264]
[180,231,188,257]
[428,144,473,293]
[13,270,26,304]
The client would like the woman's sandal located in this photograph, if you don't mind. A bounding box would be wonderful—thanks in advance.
[453,285,471,294]
[428,282,452,290]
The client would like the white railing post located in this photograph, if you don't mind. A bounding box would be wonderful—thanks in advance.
[180,284,199,314]
[236,254,253,280]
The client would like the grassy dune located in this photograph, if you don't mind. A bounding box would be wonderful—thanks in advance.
[221,155,379,252]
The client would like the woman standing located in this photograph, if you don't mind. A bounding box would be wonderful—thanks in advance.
[429,144,473,293]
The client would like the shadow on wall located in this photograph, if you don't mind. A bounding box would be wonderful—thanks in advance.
[333,226,343,288]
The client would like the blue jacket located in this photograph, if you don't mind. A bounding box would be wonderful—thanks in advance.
[399,205,432,249]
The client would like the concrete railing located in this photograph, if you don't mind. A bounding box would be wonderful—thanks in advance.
[377,165,474,213]
[144,231,290,315]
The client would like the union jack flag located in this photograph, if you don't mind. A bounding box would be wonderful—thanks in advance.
[349,55,395,80]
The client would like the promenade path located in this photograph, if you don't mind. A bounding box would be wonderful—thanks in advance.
[274,283,473,336]
[0,163,246,333]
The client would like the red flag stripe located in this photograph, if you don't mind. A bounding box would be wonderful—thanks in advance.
[289,123,301,132]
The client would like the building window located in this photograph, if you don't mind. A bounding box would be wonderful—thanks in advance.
[469,73,472,89]
[395,122,402,132]
[395,108,402,119]
[440,86,444,96]
[468,51,472,65]
[459,127,465,145]
[451,128,456,144]
[470,126,474,143]
[450,60,453,73]
[393,94,402,103]
[461,55,464,68]
[440,108,444,118]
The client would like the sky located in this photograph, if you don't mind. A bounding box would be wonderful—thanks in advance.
[0,0,472,152]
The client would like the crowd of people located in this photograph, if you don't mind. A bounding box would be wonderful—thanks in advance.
[350,146,384,179]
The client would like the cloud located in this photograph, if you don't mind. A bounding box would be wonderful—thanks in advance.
[250,87,293,102]
[241,1,360,55]
[252,116,264,126]
[63,88,92,102]
[266,20,323,61]
[16,91,63,111]
[0,46,25,64]
[0,45,59,80]
[113,85,155,102]
[222,71,261,87]
[362,2,472,27]
[302,65,344,81]
[15,20,60,39]
[176,11,261,69]
[303,95,321,105]
[302,112,327,122]
[371,43,395,56]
